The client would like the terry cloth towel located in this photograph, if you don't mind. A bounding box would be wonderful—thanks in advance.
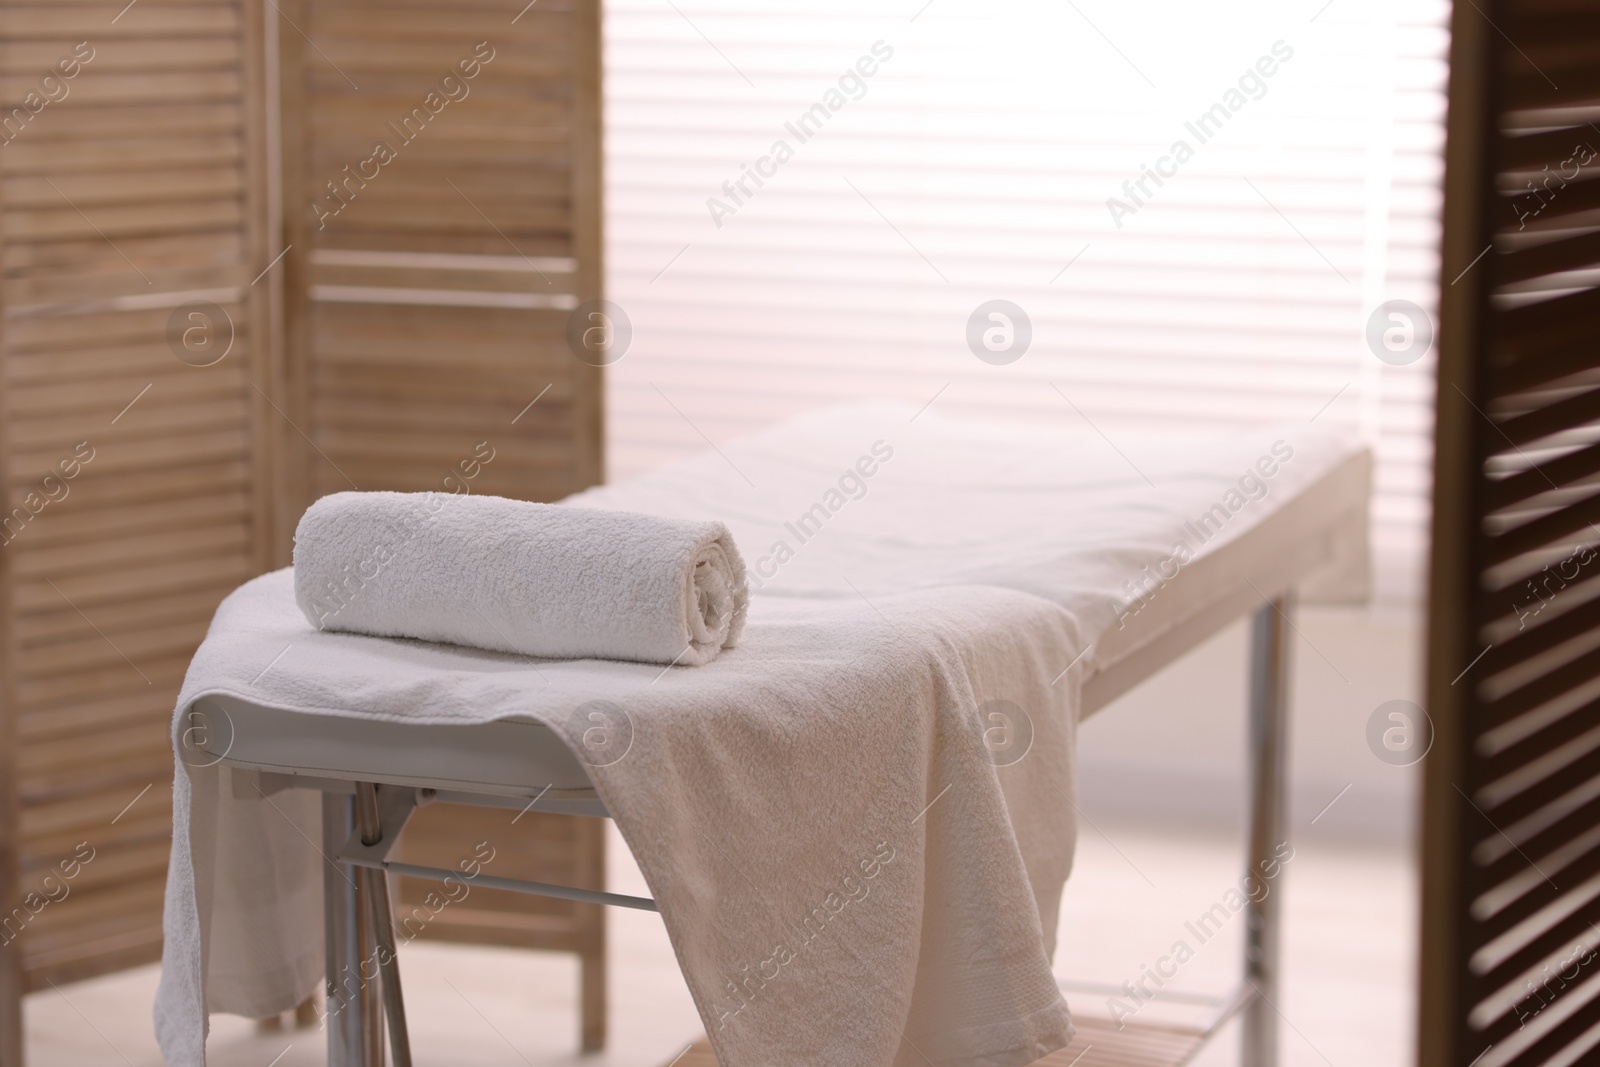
[292,491,749,667]
[156,578,1080,1067]
[155,403,1364,1067]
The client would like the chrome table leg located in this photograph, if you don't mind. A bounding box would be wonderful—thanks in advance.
[1243,596,1291,1067]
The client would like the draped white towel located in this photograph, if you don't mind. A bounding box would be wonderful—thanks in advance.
[154,407,1364,1067]
[292,491,749,666]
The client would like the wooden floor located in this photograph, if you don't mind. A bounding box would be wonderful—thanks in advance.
[666,1014,1208,1067]
[25,825,1413,1067]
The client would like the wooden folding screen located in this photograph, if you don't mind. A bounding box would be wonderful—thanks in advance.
[0,0,607,1061]
[276,0,602,516]
[273,0,609,1053]
[1423,1,1600,1064]
[0,2,277,1062]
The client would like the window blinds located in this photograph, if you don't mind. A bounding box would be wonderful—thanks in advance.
[601,0,1448,604]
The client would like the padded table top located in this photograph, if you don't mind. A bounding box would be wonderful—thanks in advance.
[197,404,1370,800]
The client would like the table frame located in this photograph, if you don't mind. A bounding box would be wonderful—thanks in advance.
[241,593,1294,1067]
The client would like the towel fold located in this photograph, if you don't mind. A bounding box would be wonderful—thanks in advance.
[292,491,749,666]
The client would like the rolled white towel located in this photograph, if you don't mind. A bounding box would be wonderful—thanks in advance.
[292,491,749,666]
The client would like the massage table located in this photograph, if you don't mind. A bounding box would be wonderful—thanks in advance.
[171,404,1371,1067]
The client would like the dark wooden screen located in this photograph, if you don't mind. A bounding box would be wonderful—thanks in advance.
[1423,1,1600,1064]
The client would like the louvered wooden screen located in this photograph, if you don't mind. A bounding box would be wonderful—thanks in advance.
[274,0,610,1051]
[1422,2,1600,1065]
[0,1,275,1060]
[277,0,602,516]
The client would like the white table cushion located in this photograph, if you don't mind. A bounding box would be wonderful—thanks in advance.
[198,403,1368,798]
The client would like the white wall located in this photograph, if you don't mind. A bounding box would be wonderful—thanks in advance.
[1078,604,1425,844]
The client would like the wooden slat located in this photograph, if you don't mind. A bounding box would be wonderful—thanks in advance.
[311,399,570,438]
[0,38,238,72]
[309,260,576,297]
[667,1015,1209,1067]
[1472,815,1600,943]
[326,467,576,500]
[4,302,239,349]
[1496,383,1600,446]
[1472,874,1600,1004]
[11,494,251,558]
[7,371,242,422]
[0,133,243,175]
[4,269,247,310]
[312,228,572,257]
[390,804,603,964]
[0,70,243,107]
[22,935,163,992]
[313,0,574,8]
[4,6,241,38]
[17,675,198,742]
[1499,125,1600,170]
[5,168,245,211]
[310,6,566,38]
[3,460,249,516]
[1474,755,1600,862]
[1480,687,1600,787]
[0,103,241,144]
[17,788,169,851]
[1486,438,1600,511]
[13,611,216,678]
[1496,176,1600,234]
[1493,223,1600,284]
[6,337,239,380]
[11,651,189,719]
[17,684,186,743]
[17,878,167,970]
[311,196,571,238]
[4,199,243,242]
[1484,489,1600,566]
[1,231,244,277]
[11,549,254,614]
[17,836,170,896]
[7,413,251,468]
[306,96,568,131]
[1507,6,1600,45]
[1473,970,1600,1051]
[312,42,570,80]
[310,306,568,361]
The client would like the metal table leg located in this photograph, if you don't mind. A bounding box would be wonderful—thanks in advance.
[1243,596,1291,1067]
[355,782,413,1067]
[357,872,383,1065]
[323,792,378,1067]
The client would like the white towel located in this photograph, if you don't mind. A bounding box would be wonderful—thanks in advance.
[155,406,1364,1067]
[156,575,1079,1067]
[292,491,749,667]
